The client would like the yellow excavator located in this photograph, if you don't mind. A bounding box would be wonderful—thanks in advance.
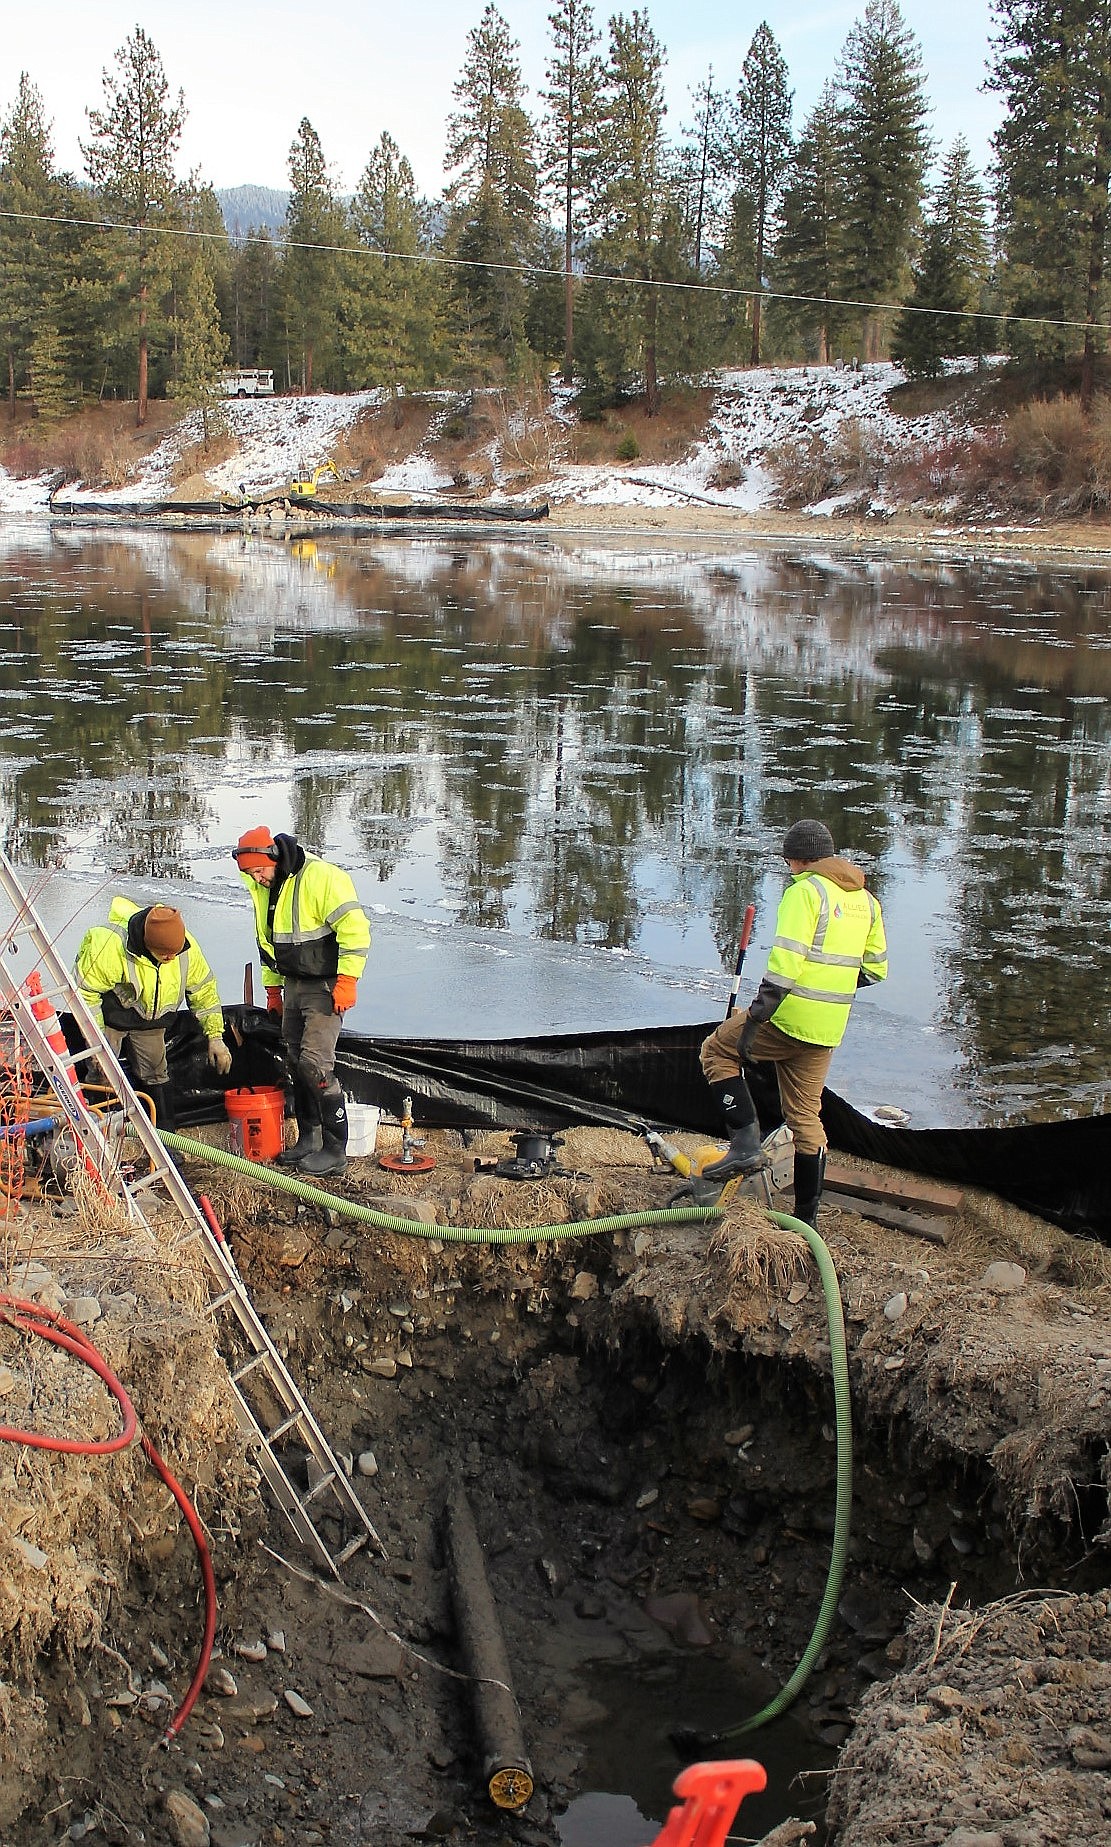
[290,459,343,497]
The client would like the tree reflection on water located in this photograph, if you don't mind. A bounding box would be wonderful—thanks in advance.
[0,527,1107,1123]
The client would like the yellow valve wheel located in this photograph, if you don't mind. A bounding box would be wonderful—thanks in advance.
[488,1764,534,1810]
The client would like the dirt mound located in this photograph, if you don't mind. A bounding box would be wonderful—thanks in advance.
[829,1590,1111,1844]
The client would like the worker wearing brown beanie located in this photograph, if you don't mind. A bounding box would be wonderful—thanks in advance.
[699,818,888,1227]
[75,896,232,1129]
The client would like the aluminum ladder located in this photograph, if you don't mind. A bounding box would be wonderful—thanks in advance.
[0,848,384,1577]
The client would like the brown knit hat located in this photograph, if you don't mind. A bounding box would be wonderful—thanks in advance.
[144,905,186,960]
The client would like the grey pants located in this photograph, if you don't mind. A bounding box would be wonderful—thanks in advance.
[104,1025,169,1087]
[281,977,342,1096]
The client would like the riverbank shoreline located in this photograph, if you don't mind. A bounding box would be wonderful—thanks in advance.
[545,499,1111,559]
[19,492,1111,563]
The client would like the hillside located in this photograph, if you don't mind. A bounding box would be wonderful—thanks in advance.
[1,359,1110,549]
[215,184,290,240]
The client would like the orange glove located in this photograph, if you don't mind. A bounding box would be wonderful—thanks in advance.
[266,986,284,1015]
[332,975,357,1015]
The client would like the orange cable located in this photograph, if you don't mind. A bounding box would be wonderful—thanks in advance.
[0,1295,217,1742]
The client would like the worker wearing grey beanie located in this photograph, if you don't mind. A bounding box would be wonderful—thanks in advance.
[699,818,888,1227]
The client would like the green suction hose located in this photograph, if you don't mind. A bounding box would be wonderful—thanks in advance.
[709,1208,853,1737]
[160,1131,720,1242]
[163,1136,852,1736]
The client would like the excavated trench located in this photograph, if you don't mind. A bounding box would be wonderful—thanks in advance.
[3,1126,1109,1846]
[197,1151,1105,1847]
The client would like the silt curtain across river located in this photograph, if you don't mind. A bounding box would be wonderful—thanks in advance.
[0,522,1108,1128]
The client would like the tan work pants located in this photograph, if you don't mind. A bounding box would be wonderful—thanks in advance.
[700,1011,833,1157]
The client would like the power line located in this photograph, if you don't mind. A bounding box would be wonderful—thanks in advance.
[0,201,1105,335]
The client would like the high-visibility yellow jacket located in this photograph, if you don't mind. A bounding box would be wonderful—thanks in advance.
[241,849,370,992]
[758,859,888,1047]
[74,896,224,1039]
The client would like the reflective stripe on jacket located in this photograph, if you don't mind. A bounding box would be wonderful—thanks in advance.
[74,896,224,1039]
[241,853,370,986]
[766,871,888,1047]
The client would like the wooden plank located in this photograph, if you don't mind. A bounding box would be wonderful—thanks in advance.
[823,1185,951,1245]
[824,1160,963,1217]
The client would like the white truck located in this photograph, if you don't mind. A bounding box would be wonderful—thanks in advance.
[221,368,275,398]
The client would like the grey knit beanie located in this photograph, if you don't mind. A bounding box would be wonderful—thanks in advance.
[782,818,835,862]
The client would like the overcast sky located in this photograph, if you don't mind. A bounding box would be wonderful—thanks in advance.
[7,1,1003,201]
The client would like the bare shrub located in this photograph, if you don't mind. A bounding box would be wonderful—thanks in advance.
[832,417,887,493]
[171,432,236,485]
[73,432,133,489]
[490,381,569,484]
[707,459,746,491]
[764,430,843,507]
[998,393,1111,516]
[0,437,52,477]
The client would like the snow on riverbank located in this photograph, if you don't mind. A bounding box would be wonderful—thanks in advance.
[0,361,983,518]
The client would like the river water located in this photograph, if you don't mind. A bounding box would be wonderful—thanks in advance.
[1,521,1108,1128]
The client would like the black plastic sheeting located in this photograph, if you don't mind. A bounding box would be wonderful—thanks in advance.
[64,1006,1111,1244]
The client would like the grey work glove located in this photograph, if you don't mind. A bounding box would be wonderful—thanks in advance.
[207,1039,233,1076]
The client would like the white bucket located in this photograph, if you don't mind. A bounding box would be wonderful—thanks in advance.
[346,1102,379,1157]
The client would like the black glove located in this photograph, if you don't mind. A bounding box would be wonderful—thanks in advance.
[737,1018,758,1063]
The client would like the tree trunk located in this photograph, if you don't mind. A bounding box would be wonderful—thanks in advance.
[1080,105,1111,416]
[305,342,314,394]
[563,179,574,386]
[137,286,149,428]
[7,348,14,418]
[750,292,763,367]
[645,286,660,416]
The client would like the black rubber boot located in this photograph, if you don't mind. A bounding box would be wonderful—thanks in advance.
[700,1118,766,1182]
[149,1082,176,1133]
[792,1149,826,1227]
[701,1077,766,1181]
[300,1083,348,1177]
[276,1120,323,1168]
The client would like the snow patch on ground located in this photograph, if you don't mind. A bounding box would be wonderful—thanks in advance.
[0,359,990,517]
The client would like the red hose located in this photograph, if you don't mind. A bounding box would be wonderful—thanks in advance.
[0,1294,217,1743]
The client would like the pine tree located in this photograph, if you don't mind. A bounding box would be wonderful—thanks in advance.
[774,83,850,363]
[231,230,278,367]
[171,257,228,445]
[675,68,726,275]
[838,0,930,360]
[990,0,1111,408]
[346,132,445,387]
[82,28,185,425]
[0,74,67,416]
[729,24,793,364]
[282,119,347,392]
[541,0,604,382]
[179,178,233,362]
[591,9,671,414]
[444,3,539,371]
[29,320,70,422]
[891,225,963,377]
[892,136,992,378]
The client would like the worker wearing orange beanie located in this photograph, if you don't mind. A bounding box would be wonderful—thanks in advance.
[232,827,370,1176]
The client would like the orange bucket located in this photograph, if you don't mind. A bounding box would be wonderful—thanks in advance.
[224,1086,286,1163]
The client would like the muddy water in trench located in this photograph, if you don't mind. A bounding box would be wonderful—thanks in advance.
[1,523,1109,1132]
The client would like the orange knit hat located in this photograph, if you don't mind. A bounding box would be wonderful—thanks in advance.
[233,826,277,871]
[143,905,186,959]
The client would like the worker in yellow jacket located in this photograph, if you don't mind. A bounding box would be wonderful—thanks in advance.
[700,819,888,1226]
[233,827,370,1176]
[74,897,232,1130]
